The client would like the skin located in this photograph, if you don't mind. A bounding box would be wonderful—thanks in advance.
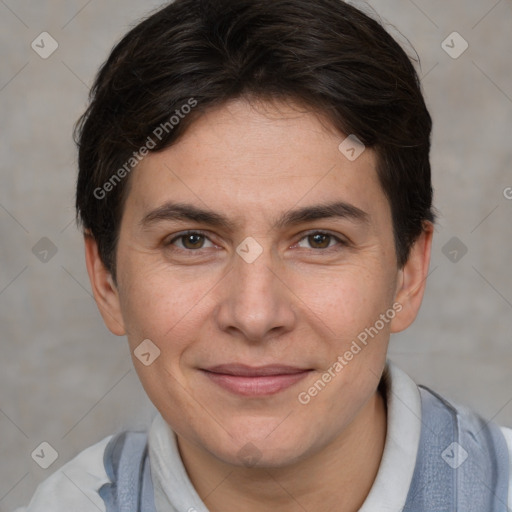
[85,98,433,512]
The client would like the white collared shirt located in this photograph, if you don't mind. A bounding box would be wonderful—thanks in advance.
[15,360,512,511]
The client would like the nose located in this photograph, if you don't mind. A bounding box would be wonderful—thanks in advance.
[214,244,297,343]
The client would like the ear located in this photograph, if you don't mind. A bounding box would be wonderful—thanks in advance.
[84,234,126,336]
[390,222,434,333]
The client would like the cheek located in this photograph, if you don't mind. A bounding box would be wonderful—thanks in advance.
[117,257,215,353]
[295,272,391,426]
[116,262,211,430]
[293,261,395,408]
[297,262,395,339]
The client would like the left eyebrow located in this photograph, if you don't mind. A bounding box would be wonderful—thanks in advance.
[273,201,370,229]
[139,200,370,231]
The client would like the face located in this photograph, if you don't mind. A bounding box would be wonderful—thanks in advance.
[86,98,431,468]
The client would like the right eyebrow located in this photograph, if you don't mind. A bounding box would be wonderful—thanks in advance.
[140,202,238,231]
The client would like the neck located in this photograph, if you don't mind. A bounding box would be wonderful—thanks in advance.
[177,387,387,512]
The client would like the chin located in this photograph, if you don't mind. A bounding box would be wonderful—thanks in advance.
[219,441,307,469]
[199,418,314,468]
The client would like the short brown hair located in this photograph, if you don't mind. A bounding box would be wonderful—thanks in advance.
[75,0,435,280]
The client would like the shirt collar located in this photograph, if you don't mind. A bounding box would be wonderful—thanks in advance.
[358,359,422,511]
[148,413,209,512]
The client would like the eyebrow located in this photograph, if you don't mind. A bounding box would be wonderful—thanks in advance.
[140,200,369,231]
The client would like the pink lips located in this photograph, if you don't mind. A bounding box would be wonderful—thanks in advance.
[201,364,312,396]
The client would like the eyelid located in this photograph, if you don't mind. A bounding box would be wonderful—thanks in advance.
[294,229,350,249]
[165,230,216,248]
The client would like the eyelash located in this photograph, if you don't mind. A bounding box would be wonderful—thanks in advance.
[164,230,349,253]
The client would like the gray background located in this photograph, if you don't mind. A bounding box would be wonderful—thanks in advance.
[1,0,511,510]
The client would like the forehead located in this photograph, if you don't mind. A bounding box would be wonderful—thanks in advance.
[123,98,390,230]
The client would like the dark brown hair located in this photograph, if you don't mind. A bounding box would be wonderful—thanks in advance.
[75,0,435,280]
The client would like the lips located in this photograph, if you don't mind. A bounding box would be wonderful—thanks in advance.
[201,364,313,396]
[205,363,309,376]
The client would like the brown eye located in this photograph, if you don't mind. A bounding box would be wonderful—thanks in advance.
[167,232,214,251]
[308,233,331,249]
[180,233,205,249]
[296,231,347,251]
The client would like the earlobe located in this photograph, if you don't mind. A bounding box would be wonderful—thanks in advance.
[84,234,126,336]
[390,222,434,333]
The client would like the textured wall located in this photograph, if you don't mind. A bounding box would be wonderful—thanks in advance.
[1,0,511,510]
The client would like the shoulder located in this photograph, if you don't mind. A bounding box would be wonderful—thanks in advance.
[14,434,113,512]
[499,424,512,444]
[418,384,512,509]
[499,426,512,510]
